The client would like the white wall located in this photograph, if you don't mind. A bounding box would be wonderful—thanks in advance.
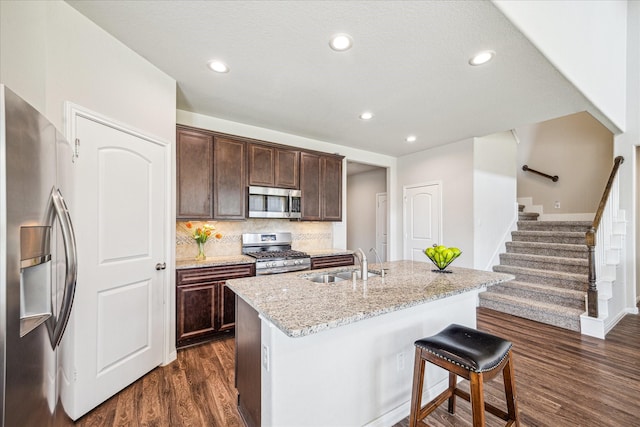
[516,112,613,214]
[396,139,475,268]
[0,1,175,141]
[493,0,628,133]
[176,110,400,258]
[473,132,518,270]
[0,0,177,360]
[0,1,47,110]
[347,168,386,253]
[636,146,640,303]
[615,0,640,309]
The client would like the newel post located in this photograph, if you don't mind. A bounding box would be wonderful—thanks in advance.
[586,228,598,318]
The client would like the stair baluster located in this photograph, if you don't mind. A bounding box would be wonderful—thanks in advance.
[586,156,624,318]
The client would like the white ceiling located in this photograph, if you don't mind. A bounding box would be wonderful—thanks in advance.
[67,0,594,157]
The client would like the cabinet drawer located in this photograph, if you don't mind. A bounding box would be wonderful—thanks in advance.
[177,264,255,285]
[310,254,355,270]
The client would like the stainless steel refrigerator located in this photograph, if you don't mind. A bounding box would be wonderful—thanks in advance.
[0,85,77,426]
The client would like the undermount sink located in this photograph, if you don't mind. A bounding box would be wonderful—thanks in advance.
[307,273,345,283]
[334,270,380,280]
[305,270,380,284]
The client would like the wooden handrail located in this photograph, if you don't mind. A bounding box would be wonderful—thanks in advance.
[585,155,624,318]
[522,165,559,182]
[592,156,625,230]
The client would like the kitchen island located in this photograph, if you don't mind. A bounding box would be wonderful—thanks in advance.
[226,260,514,427]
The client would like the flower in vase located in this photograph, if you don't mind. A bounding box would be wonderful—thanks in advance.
[186,222,222,260]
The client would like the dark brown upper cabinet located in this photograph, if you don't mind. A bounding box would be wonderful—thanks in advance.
[275,148,300,188]
[300,152,343,221]
[176,125,342,221]
[248,143,299,189]
[300,152,322,220]
[176,127,214,219]
[213,136,246,219]
[321,155,343,221]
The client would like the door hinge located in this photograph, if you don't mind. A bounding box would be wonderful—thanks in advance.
[74,138,80,160]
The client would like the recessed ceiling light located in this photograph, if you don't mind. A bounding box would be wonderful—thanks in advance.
[359,111,373,120]
[406,135,417,143]
[207,60,229,73]
[329,33,353,51]
[469,50,495,66]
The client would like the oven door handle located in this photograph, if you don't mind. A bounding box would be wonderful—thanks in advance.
[258,264,310,275]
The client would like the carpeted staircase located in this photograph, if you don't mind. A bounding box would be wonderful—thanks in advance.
[479,205,592,331]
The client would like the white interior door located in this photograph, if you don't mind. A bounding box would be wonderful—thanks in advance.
[375,193,387,262]
[403,183,441,262]
[63,114,167,419]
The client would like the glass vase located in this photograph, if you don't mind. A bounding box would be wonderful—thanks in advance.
[195,240,206,261]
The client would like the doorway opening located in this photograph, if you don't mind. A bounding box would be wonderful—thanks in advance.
[346,161,388,262]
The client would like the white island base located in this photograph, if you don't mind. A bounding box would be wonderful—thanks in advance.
[237,289,480,427]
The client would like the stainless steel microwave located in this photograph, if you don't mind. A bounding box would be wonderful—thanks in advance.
[248,186,302,219]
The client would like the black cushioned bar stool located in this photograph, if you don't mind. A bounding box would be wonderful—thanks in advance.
[409,324,520,427]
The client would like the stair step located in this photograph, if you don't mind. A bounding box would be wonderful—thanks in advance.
[511,230,586,245]
[518,212,539,221]
[479,292,582,331]
[486,281,585,310]
[499,253,588,275]
[518,204,525,212]
[505,241,588,259]
[492,265,587,291]
[516,220,592,232]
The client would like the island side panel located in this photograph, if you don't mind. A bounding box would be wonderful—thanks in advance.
[236,296,261,427]
[261,290,479,427]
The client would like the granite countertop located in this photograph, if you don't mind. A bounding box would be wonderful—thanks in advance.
[175,255,255,270]
[176,249,352,269]
[226,260,514,338]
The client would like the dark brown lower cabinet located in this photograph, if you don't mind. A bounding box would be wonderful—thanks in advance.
[236,296,262,427]
[176,263,255,348]
[310,254,355,270]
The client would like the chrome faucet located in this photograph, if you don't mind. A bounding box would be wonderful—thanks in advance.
[369,247,385,278]
[354,248,368,280]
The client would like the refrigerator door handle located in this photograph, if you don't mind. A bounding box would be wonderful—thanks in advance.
[46,187,78,348]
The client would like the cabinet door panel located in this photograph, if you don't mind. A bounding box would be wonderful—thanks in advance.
[177,129,213,219]
[275,149,299,189]
[322,156,343,221]
[219,283,236,331]
[300,152,321,220]
[176,283,217,345]
[248,143,275,187]
[214,137,246,219]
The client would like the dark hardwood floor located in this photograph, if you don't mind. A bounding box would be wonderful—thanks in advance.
[76,305,640,427]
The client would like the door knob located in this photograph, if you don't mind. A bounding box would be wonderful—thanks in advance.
[155,262,166,271]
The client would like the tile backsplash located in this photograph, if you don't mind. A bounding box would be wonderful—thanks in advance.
[176,219,333,259]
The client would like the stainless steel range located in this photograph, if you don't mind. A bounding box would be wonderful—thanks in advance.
[242,232,311,275]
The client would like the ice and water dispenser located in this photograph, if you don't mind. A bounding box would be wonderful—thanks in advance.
[19,225,53,337]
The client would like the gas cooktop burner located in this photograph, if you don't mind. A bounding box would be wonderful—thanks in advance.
[247,250,309,260]
[241,233,311,275]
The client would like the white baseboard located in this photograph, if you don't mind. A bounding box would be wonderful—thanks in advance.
[580,305,637,339]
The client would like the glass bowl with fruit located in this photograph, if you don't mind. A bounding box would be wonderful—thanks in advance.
[424,245,461,273]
